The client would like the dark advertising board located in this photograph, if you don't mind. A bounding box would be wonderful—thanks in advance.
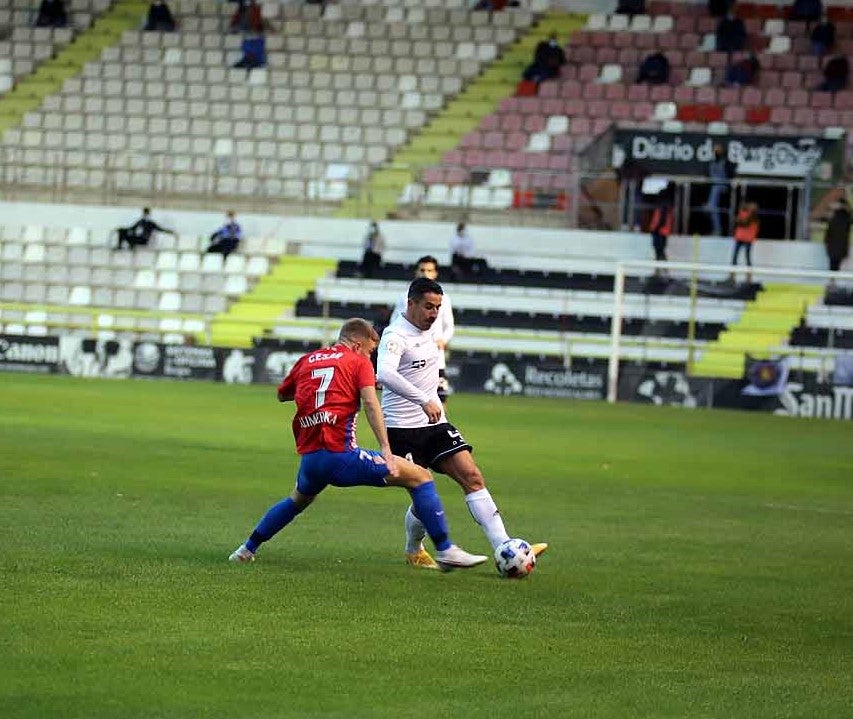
[0,334,60,374]
[612,129,840,178]
[131,342,223,381]
[619,366,852,421]
[251,346,307,385]
[448,357,606,401]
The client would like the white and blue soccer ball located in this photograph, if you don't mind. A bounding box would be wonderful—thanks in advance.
[494,538,536,579]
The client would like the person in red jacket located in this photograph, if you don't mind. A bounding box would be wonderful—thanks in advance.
[730,202,760,283]
[648,183,675,273]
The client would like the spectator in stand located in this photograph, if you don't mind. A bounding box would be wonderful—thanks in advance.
[636,52,671,85]
[35,0,68,28]
[708,0,735,17]
[730,202,760,283]
[715,11,747,53]
[522,32,566,85]
[113,207,175,251]
[450,222,488,281]
[705,143,737,236]
[616,158,650,230]
[790,0,822,25]
[724,52,761,86]
[229,0,265,34]
[233,34,266,69]
[359,221,386,279]
[824,196,850,275]
[206,210,242,259]
[810,12,836,58]
[648,183,675,272]
[474,0,519,9]
[817,55,849,92]
[144,1,176,32]
[616,0,646,15]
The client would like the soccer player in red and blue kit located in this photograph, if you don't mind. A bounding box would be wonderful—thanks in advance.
[229,317,487,571]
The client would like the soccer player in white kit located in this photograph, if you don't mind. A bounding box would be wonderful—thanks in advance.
[390,255,454,403]
[377,277,548,569]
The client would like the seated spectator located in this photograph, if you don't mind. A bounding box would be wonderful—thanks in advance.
[522,32,566,84]
[35,0,68,28]
[790,0,822,24]
[450,222,488,281]
[636,52,671,85]
[474,0,517,9]
[716,12,747,53]
[233,34,266,69]
[616,0,646,15]
[708,0,735,17]
[359,221,385,279]
[810,13,836,57]
[114,207,175,251]
[206,211,242,259]
[725,53,761,86]
[818,55,849,92]
[144,0,176,32]
[229,0,265,34]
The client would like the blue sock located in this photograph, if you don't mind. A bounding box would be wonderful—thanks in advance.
[409,481,451,551]
[245,497,302,553]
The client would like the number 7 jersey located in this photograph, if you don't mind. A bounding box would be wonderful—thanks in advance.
[276,343,377,453]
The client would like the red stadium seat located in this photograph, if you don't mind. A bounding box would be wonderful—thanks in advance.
[744,107,769,126]
[516,80,538,97]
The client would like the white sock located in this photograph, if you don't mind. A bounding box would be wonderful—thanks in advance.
[404,504,426,553]
[464,488,510,550]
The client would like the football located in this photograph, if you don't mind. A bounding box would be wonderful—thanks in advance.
[494,538,536,579]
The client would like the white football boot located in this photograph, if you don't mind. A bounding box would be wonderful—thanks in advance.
[228,544,255,563]
[435,545,489,572]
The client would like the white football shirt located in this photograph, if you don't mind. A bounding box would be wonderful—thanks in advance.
[391,290,454,370]
[376,313,446,428]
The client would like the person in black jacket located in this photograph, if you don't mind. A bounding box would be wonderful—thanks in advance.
[35,0,68,27]
[790,0,822,24]
[708,0,735,17]
[522,32,566,84]
[818,55,849,92]
[616,0,646,15]
[144,0,176,32]
[637,52,671,84]
[824,196,850,274]
[716,12,747,53]
[810,13,836,57]
[114,208,175,250]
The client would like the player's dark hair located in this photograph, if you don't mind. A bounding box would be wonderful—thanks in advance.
[415,255,438,269]
[408,277,443,300]
[339,317,378,344]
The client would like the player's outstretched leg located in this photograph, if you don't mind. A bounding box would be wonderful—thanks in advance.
[229,491,312,563]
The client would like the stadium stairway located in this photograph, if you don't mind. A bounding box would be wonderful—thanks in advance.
[209,257,336,348]
[334,11,586,221]
[691,283,824,378]
[0,0,148,136]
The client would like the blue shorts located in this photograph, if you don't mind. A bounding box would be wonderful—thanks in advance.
[296,448,390,496]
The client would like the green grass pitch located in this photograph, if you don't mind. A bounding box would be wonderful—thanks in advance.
[1,373,851,719]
